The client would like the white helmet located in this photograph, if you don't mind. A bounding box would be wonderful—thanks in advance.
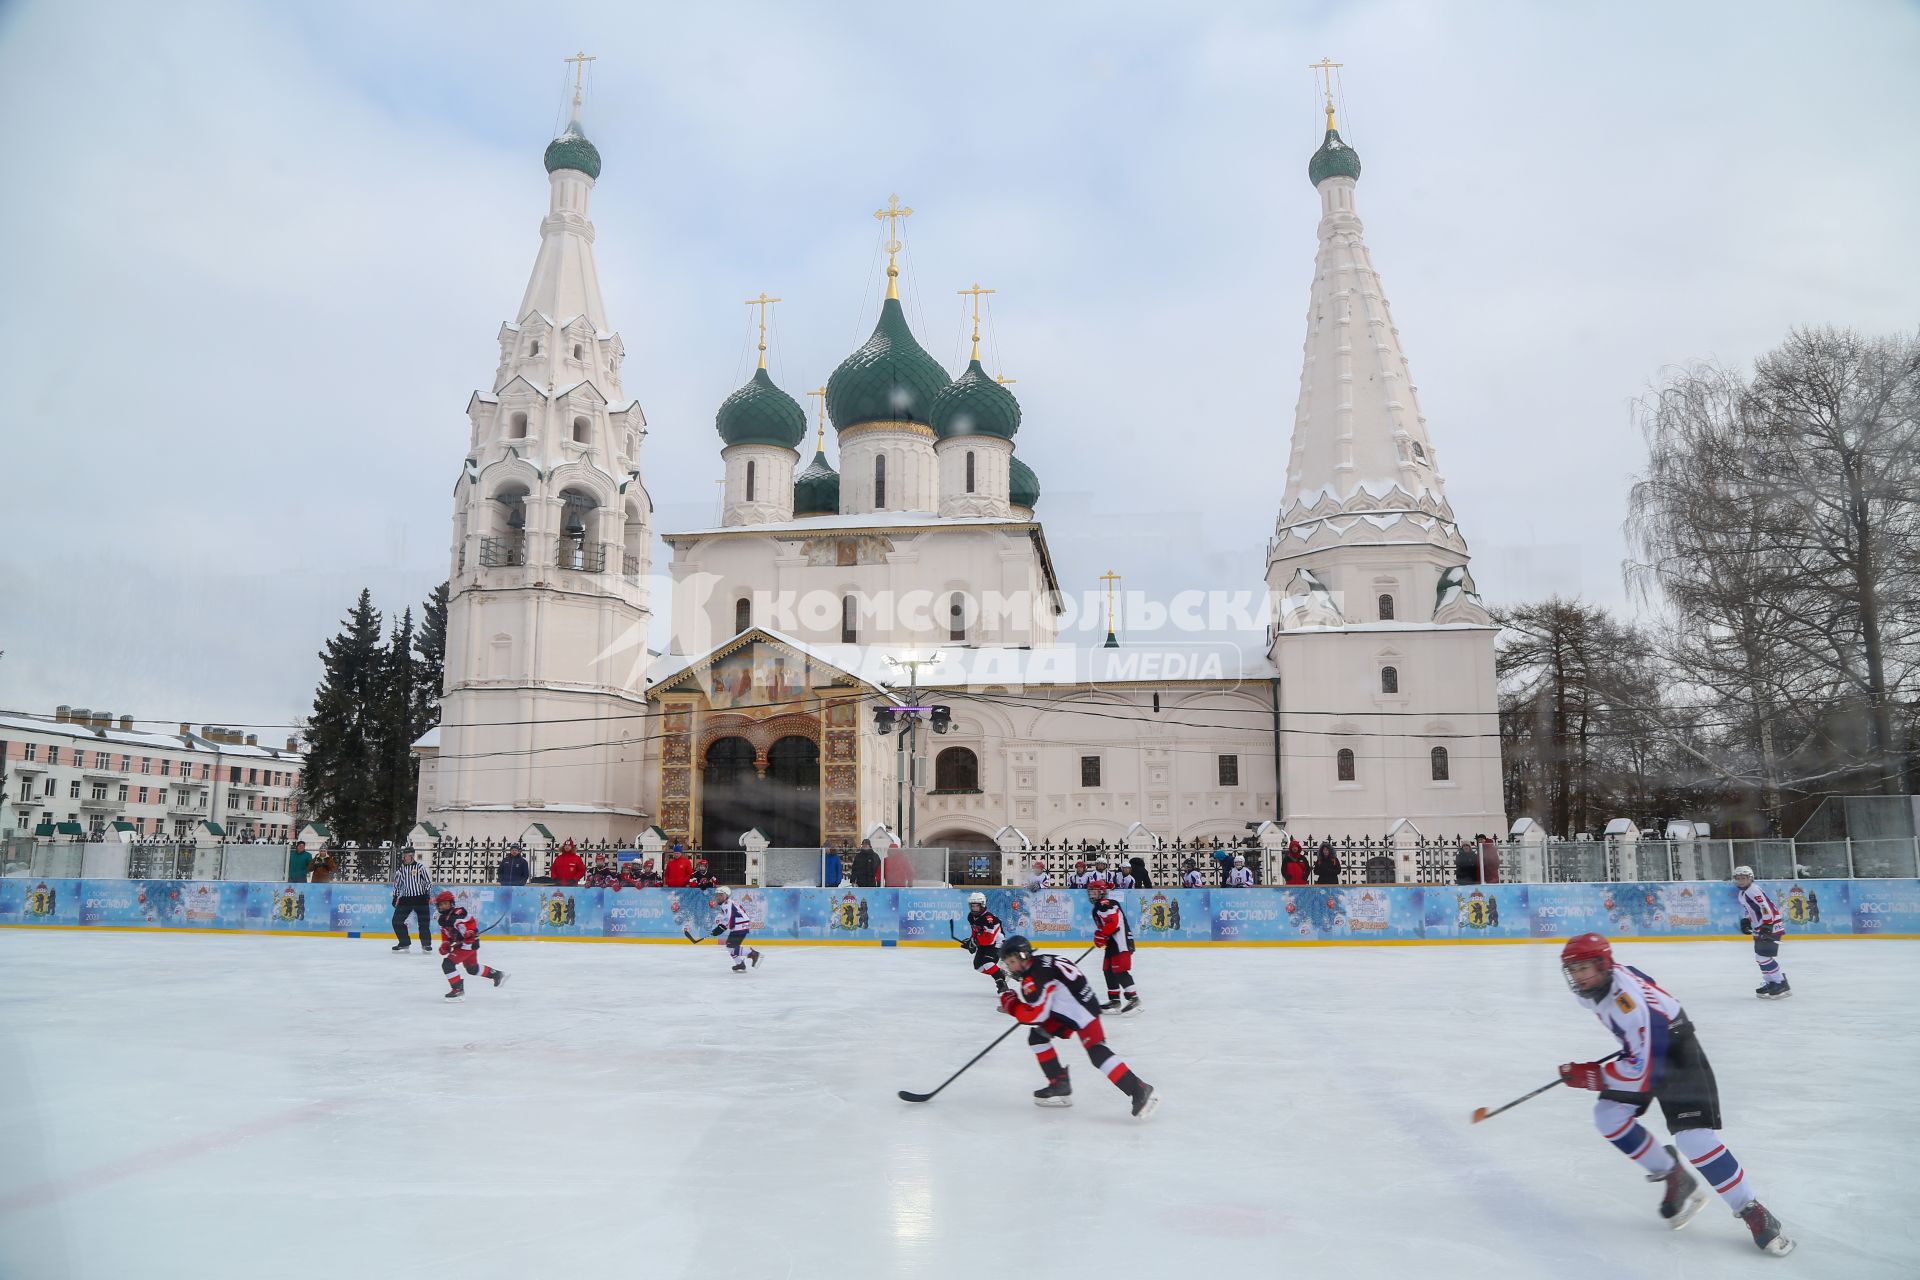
[1233,854,1246,866]
[1731,865,1754,880]
[711,884,731,900]
[967,892,986,907]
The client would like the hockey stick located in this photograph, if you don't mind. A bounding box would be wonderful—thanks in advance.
[1469,1052,1622,1124]
[898,944,1097,1104]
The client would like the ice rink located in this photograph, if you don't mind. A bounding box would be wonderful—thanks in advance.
[1,931,1913,1279]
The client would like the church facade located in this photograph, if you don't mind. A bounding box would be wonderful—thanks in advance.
[417,92,1506,856]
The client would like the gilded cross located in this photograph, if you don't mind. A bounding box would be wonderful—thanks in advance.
[744,292,781,369]
[957,282,995,361]
[807,387,828,448]
[1099,569,1122,636]
[873,194,913,298]
[1309,56,1342,128]
[566,51,597,95]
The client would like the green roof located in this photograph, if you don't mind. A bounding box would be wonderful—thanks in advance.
[1009,455,1041,508]
[56,821,84,836]
[793,449,841,515]
[1308,127,1362,186]
[544,121,602,180]
[931,359,1020,441]
[716,367,807,450]
[827,297,950,432]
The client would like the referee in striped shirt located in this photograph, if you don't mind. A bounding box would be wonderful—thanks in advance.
[391,847,434,953]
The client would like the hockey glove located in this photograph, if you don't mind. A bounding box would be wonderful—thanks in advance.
[960,939,977,953]
[710,925,724,937]
[438,943,450,955]
[997,991,1019,1015]
[1739,919,1752,935]
[1558,1061,1607,1091]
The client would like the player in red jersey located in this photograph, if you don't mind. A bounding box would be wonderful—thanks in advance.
[1088,881,1140,1014]
[997,936,1158,1118]
[1558,933,1791,1255]
[958,891,1008,993]
[435,891,506,1000]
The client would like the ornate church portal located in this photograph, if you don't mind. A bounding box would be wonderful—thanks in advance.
[653,634,866,852]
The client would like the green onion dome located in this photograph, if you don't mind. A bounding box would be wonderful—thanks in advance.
[930,359,1020,441]
[1308,128,1361,186]
[827,297,950,431]
[544,120,602,180]
[793,449,841,516]
[716,367,806,450]
[1009,455,1041,509]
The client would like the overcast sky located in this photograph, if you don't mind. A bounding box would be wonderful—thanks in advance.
[1,0,1915,732]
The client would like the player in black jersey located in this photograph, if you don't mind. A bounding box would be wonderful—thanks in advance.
[998,936,1159,1118]
[957,891,1008,993]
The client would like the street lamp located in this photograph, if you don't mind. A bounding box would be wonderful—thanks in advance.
[884,653,944,847]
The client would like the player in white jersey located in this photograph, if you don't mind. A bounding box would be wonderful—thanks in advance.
[1731,866,1789,999]
[706,885,761,973]
[1180,859,1204,889]
[1557,933,1793,1256]
[1025,862,1051,891]
[1225,855,1254,888]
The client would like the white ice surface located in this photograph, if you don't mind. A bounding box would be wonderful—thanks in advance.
[1,934,1914,1279]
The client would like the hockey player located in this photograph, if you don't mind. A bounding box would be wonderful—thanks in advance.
[997,936,1158,1118]
[1089,881,1140,1013]
[689,861,719,891]
[1226,855,1255,888]
[1110,864,1137,890]
[1180,859,1204,889]
[707,885,761,973]
[434,891,506,1000]
[957,891,1008,993]
[1557,933,1793,1256]
[1025,862,1051,891]
[1065,860,1093,889]
[1732,866,1789,999]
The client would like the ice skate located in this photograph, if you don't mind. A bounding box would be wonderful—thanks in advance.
[1099,996,1121,1011]
[1766,980,1791,999]
[489,970,507,988]
[748,949,762,968]
[1032,1080,1073,1108]
[1120,994,1142,1016]
[731,961,747,973]
[1650,1145,1705,1228]
[391,942,411,952]
[1753,983,1773,998]
[1737,1200,1794,1256]
[1129,1082,1160,1119]
[444,980,464,1000]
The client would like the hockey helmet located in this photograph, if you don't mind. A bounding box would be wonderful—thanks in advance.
[1233,854,1246,866]
[1086,879,1109,900]
[966,891,987,911]
[1731,865,1754,882]
[434,890,456,909]
[710,885,731,903]
[1183,858,1196,870]
[999,935,1035,974]
[1560,932,1614,998]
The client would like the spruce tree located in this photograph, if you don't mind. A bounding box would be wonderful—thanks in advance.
[305,590,385,846]
[415,581,449,733]
[372,609,418,843]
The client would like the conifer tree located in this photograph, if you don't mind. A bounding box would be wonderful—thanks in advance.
[304,590,385,845]
[415,581,449,733]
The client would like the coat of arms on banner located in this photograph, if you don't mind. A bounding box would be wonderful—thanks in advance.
[1783,884,1821,925]
[1141,892,1182,933]
[25,883,56,917]
[274,889,307,921]
[830,892,871,931]
[1455,889,1500,931]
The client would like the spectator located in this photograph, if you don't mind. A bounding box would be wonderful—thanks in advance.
[1364,848,1395,884]
[587,852,618,888]
[1281,844,1310,885]
[498,842,531,886]
[550,839,586,886]
[635,858,663,888]
[307,848,337,883]
[286,840,312,883]
[1110,863,1136,890]
[1128,856,1153,889]
[1066,860,1093,888]
[664,847,693,888]
[689,859,718,891]
[881,841,914,888]
[820,844,844,888]
[1454,841,1481,886]
[1026,860,1051,890]
[390,847,434,953]
[1212,843,1232,885]
[1478,834,1502,884]
[1312,841,1341,885]
[1226,855,1255,888]
[851,840,880,888]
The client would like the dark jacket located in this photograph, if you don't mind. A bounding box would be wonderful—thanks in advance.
[498,852,531,886]
[851,845,880,888]
[1454,845,1481,885]
[1311,847,1341,885]
[1128,856,1153,889]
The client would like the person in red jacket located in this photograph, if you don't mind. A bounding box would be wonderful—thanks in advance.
[549,838,586,886]
[435,891,506,999]
[663,849,692,887]
[1281,845,1310,884]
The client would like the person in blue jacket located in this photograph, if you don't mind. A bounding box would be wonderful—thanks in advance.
[497,842,531,886]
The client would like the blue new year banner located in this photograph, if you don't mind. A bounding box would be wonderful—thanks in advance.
[1850,879,1920,935]
[1129,888,1212,941]
[1424,884,1528,939]
[793,888,897,941]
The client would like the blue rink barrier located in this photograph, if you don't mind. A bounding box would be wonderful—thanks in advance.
[1,878,1917,942]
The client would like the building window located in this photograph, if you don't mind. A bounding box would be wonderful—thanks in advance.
[734,597,751,634]
[95,751,110,769]
[1431,746,1450,781]
[745,459,756,502]
[117,785,128,802]
[23,743,36,762]
[841,595,858,644]
[1412,442,1426,461]
[120,755,130,771]
[1080,756,1102,788]
[1336,748,1356,782]
[69,780,81,798]
[949,593,966,643]
[140,757,151,774]
[530,340,542,357]
[965,451,976,494]
[572,343,584,361]
[508,411,528,439]
[42,778,55,797]
[1218,754,1239,786]
[248,769,258,784]
[160,760,172,777]
[1378,593,1395,620]
[1381,666,1399,695]
[90,783,107,801]
[572,415,591,444]
[874,455,887,509]
[934,747,979,791]
[138,787,149,804]
[230,766,241,784]
[48,747,59,766]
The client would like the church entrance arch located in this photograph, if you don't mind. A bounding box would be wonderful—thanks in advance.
[764,736,821,848]
[699,732,822,852]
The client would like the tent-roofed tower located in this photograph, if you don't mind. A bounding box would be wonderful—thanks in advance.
[1265,63,1505,839]
[425,60,652,844]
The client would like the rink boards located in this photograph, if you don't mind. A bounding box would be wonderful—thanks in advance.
[2,877,1917,943]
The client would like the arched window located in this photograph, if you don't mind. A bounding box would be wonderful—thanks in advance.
[530,340,542,357]
[508,411,528,440]
[572,415,591,444]
[965,451,976,494]
[874,455,887,509]
[949,592,967,642]
[841,595,858,644]
[1378,593,1395,620]
[1381,666,1399,694]
[558,488,599,570]
[572,343,584,361]
[1412,442,1426,461]
[1430,746,1450,781]
[734,598,751,634]
[934,746,979,791]
[745,459,756,502]
[1336,748,1356,782]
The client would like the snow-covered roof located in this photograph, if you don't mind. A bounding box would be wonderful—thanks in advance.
[412,727,441,751]
[0,714,301,759]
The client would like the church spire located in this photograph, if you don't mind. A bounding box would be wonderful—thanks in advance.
[521,53,608,332]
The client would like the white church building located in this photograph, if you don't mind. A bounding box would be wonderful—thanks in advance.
[417,88,1506,858]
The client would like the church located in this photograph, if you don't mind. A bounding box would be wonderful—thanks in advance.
[414,73,1507,863]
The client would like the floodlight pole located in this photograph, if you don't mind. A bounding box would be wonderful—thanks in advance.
[886,654,943,849]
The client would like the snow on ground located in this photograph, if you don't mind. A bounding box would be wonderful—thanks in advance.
[0,932,1914,1279]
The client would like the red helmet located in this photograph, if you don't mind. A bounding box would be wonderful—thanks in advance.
[1086,880,1110,899]
[434,890,455,908]
[1560,932,1613,996]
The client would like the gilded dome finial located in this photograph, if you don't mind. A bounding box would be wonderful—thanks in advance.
[957,282,995,363]
[1309,55,1342,130]
[806,387,828,451]
[744,292,781,371]
[873,194,913,301]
